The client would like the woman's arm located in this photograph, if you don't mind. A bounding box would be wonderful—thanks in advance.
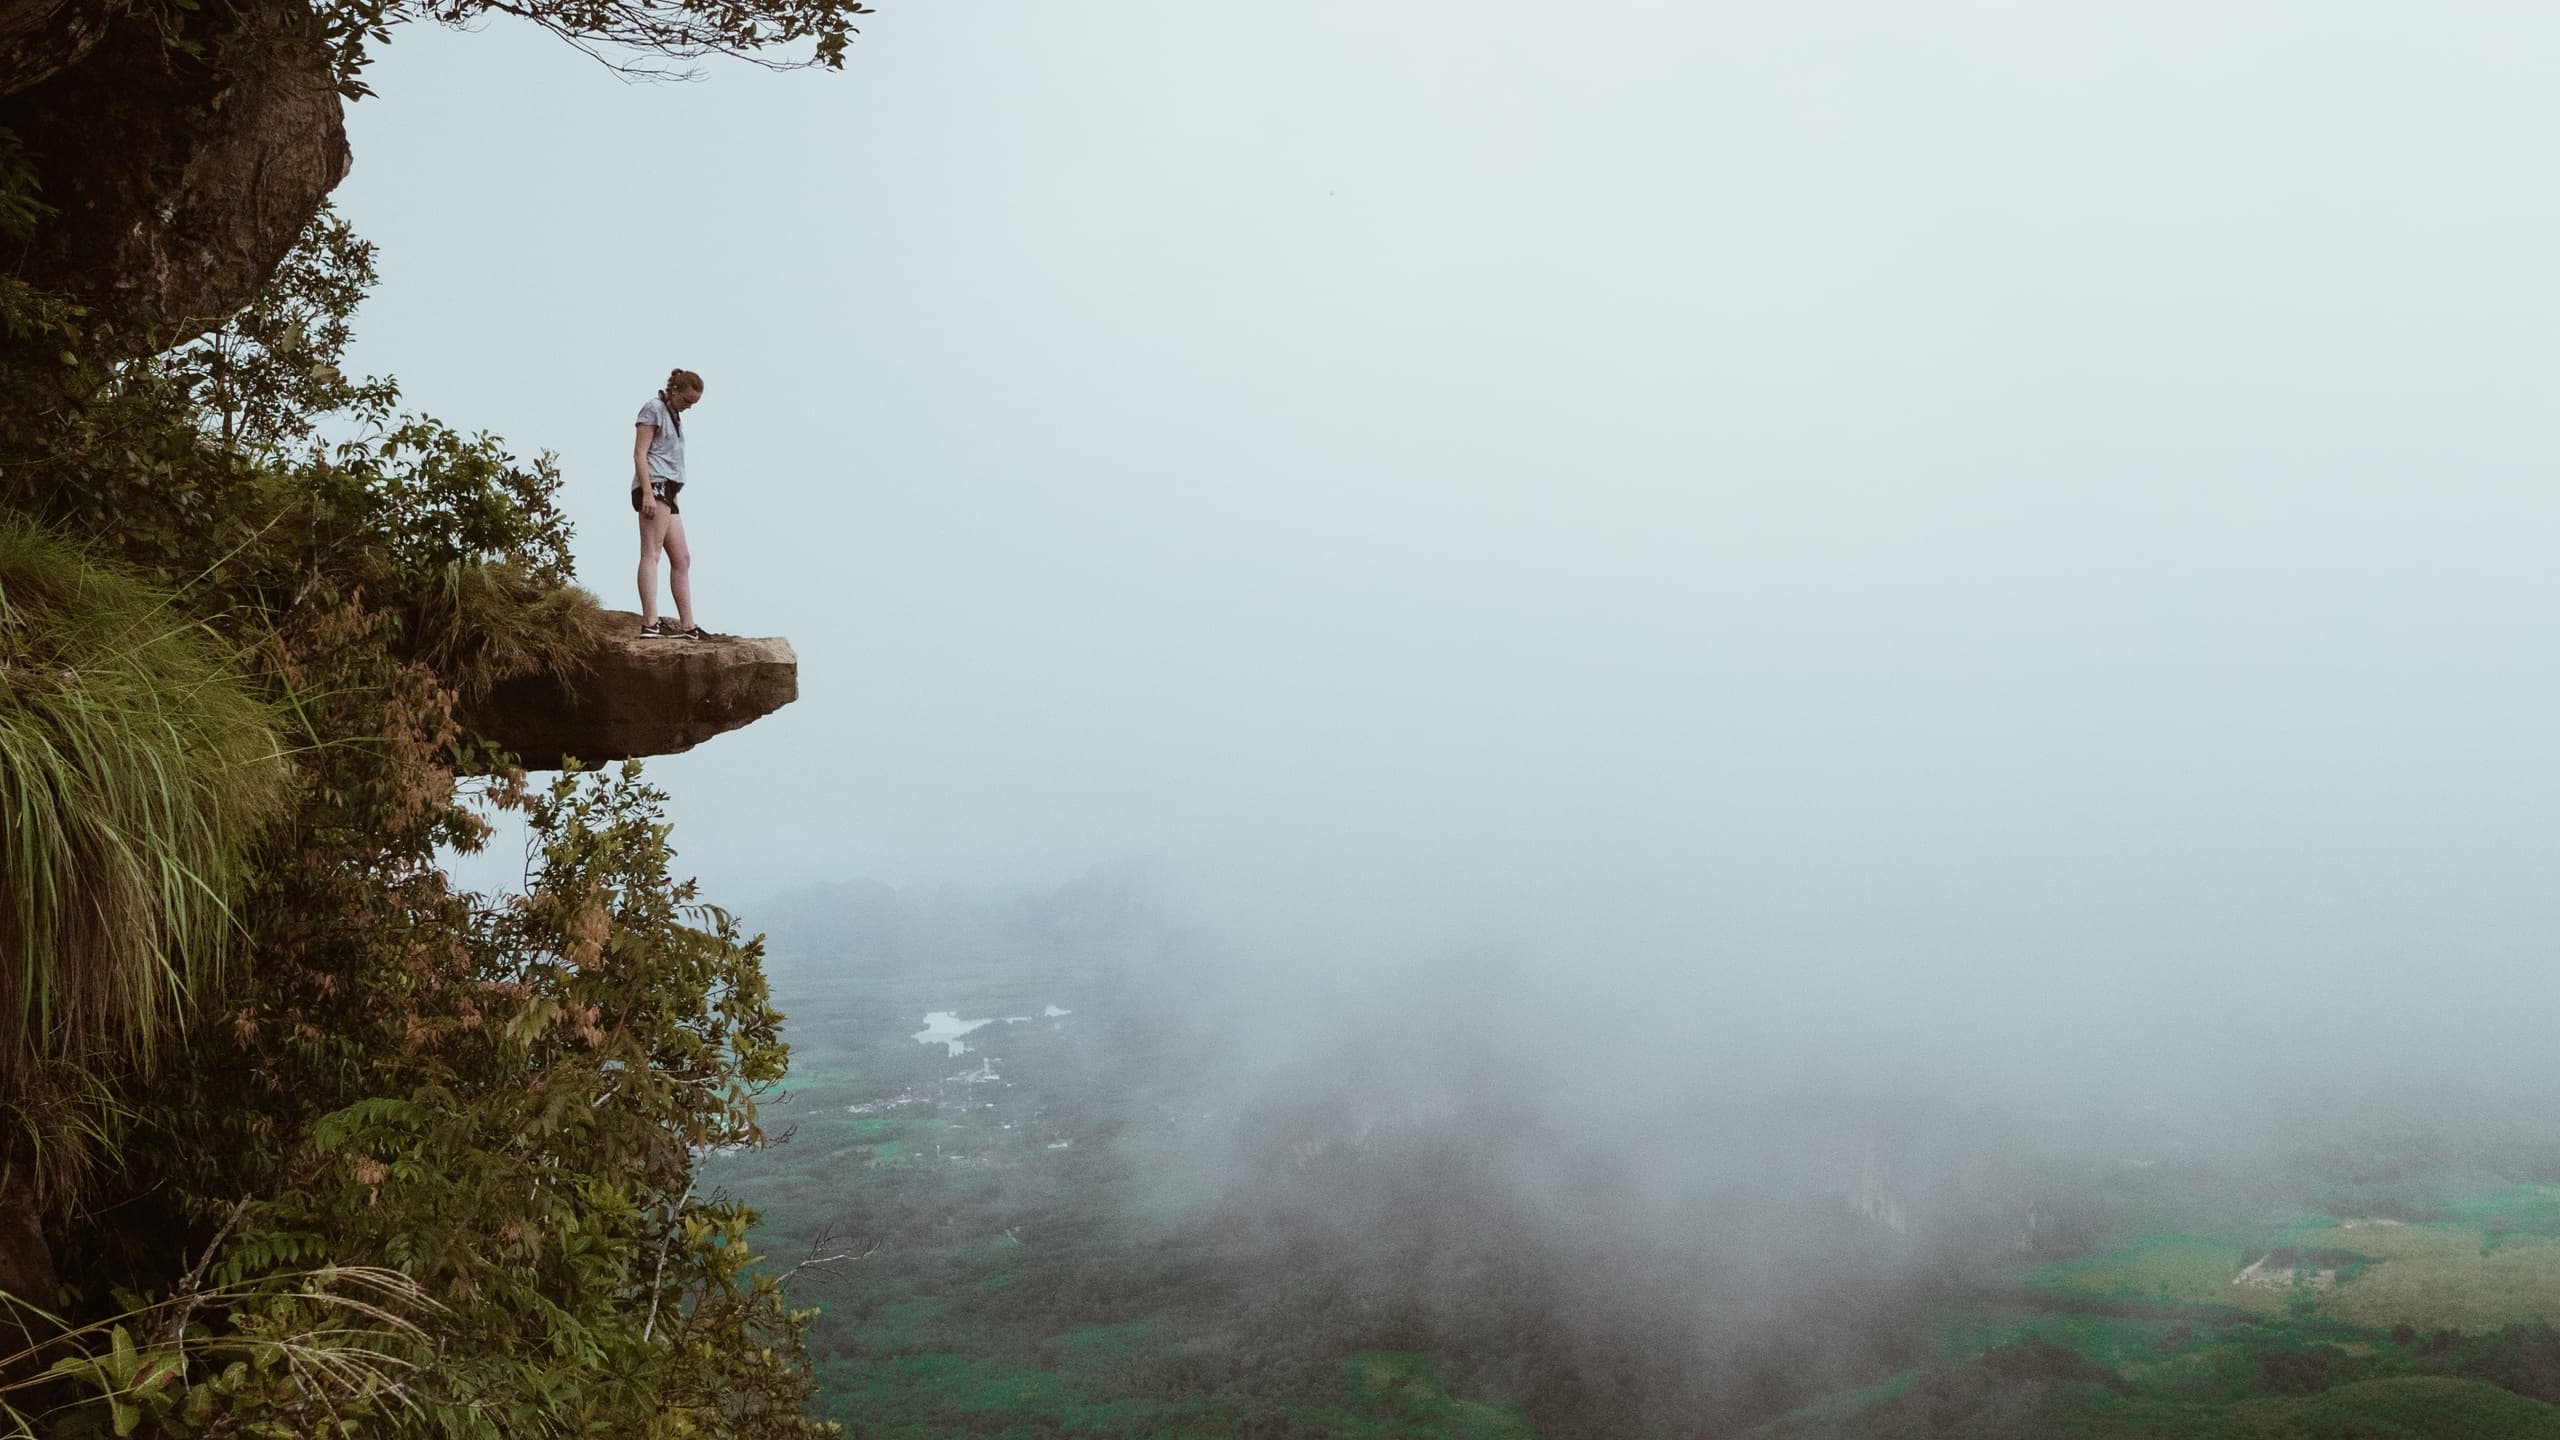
[633,422,659,517]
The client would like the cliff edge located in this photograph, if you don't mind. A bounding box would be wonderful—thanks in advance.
[467,612,798,769]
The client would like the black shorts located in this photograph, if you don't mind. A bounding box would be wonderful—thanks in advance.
[632,480,683,515]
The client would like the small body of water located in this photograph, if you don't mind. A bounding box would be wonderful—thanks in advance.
[912,1006,1072,1056]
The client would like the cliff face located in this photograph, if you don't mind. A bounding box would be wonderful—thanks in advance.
[0,0,135,92]
[0,0,348,355]
[466,613,801,770]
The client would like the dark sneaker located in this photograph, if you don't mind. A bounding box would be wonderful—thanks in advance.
[672,624,725,641]
[638,618,672,639]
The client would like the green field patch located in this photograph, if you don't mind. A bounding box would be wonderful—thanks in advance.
[2285,1216,2560,1333]
[2451,1185,2560,1246]
[852,1296,948,1349]
[827,1351,1074,1428]
[1345,1353,1538,1439]
[2035,1236,2280,1314]
[1737,1369,1916,1437]
[960,1367,1067,1410]
[2035,1215,2560,1335]
[1351,1352,1437,1404]
[890,1352,973,1384]
[2229,1375,2560,1439]
[1447,1398,1538,1440]
[1939,1309,2222,1373]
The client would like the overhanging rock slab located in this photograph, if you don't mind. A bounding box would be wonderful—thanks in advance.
[468,612,797,770]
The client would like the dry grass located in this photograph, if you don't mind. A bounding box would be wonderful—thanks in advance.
[0,1263,439,1435]
[412,560,612,706]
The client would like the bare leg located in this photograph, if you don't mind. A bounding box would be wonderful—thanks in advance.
[636,501,670,625]
[665,514,695,630]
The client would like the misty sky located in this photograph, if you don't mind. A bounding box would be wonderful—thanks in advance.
[342,4,2560,1036]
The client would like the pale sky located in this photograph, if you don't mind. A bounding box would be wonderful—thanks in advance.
[346,3,2560,1042]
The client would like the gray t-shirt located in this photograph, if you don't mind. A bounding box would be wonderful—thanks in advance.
[636,395,686,487]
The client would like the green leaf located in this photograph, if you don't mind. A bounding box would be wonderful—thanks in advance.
[135,1350,183,1391]
[104,1325,137,1387]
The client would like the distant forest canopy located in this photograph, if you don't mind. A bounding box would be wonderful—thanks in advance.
[0,0,877,1433]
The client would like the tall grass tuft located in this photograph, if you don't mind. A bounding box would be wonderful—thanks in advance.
[0,515,290,1143]
[412,558,613,707]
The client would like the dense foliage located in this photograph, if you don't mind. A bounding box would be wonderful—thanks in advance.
[0,516,290,1205]
[0,148,826,1440]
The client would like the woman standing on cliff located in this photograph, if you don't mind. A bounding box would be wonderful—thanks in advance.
[634,367,708,639]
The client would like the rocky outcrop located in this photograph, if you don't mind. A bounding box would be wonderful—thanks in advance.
[0,0,348,355]
[0,0,137,94]
[466,613,798,770]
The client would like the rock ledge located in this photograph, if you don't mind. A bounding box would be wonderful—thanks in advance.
[468,612,797,770]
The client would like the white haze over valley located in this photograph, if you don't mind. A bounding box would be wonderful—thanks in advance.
[357,4,2560,1098]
